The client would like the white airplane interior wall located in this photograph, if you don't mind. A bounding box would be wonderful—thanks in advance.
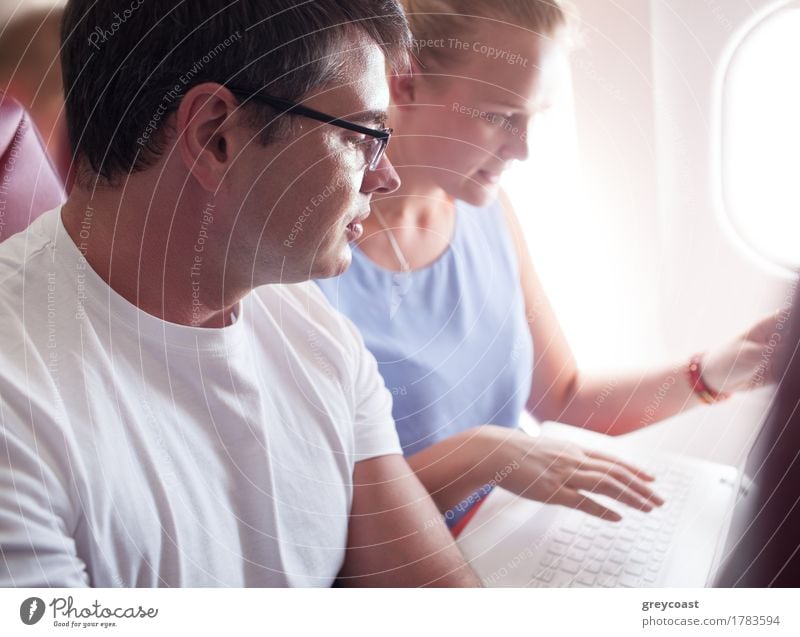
[505,0,798,370]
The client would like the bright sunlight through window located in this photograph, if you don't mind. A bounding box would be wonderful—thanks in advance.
[722,7,800,270]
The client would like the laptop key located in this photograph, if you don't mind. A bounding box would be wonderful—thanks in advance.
[596,574,618,587]
[540,553,557,567]
[602,562,624,576]
[629,551,648,565]
[576,572,597,586]
[536,569,555,583]
[574,538,592,551]
[624,564,644,577]
[608,551,626,565]
[643,572,659,584]
[655,542,670,554]
[614,540,634,554]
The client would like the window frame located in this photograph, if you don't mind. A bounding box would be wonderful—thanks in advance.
[717,0,800,273]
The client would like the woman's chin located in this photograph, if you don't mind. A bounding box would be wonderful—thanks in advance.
[456,180,501,207]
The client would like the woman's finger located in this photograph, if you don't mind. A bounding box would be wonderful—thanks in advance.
[584,449,656,481]
[582,461,665,506]
[568,471,655,512]
[553,489,622,522]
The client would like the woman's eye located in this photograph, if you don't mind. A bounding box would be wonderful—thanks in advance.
[488,113,514,127]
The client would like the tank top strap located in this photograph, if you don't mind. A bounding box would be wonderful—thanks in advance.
[452,197,521,279]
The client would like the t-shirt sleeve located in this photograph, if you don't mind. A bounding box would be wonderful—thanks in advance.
[295,281,403,462]
[350,331,403,461]
[0,377,90,587]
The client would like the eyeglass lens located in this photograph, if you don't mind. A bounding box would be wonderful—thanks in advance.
[364,136,388,171]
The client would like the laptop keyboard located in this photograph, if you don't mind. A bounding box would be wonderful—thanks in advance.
[528,462,694,587]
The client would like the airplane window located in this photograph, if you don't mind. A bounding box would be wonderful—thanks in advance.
[722,7,800,269]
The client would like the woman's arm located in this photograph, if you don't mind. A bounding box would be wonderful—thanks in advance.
[406,424,663,520]
[498,191,782,435]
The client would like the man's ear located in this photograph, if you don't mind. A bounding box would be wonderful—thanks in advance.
[389,58,425,108]
[176,83,242,193]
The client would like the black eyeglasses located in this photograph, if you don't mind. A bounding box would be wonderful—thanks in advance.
[226,87,392,171]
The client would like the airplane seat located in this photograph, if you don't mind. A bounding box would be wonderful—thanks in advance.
[0,91,66,243]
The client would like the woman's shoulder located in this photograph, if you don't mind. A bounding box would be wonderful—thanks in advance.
[454,195,518,257]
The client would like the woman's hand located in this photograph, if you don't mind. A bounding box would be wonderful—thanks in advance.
[477,426,664,521]
[701,310,791,396]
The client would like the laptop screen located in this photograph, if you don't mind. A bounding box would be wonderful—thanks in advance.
[714,296,800,587]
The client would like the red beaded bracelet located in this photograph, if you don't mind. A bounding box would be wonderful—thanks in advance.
[688,354,730,404]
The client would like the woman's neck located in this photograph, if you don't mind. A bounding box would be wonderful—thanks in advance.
[359,175,457,272]
[367,172,451,226]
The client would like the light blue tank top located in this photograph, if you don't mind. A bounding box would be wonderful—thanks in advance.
[317,198,534,524]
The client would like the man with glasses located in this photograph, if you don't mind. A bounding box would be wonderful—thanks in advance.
[0,0,479,587]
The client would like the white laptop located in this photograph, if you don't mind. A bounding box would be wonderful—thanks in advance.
[456,394,773,588]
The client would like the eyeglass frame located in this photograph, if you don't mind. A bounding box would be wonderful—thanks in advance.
[225,86,392,171]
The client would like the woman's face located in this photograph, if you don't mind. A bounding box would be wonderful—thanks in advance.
[396,22,568,206]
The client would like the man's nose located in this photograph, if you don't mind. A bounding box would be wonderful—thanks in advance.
[360,154,401,194]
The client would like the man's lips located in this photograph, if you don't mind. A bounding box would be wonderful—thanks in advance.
[345,211,371,241]
[349,210,371,226]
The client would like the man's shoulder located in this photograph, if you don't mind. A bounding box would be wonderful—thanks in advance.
[248,280,367,364]
[0,209,71,380]
[0,208,60,292]
[251,279,347,329]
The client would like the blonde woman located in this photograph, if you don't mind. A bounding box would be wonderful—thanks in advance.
[317,0,781,530]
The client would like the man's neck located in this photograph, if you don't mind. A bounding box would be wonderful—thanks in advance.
[61,184,241,329]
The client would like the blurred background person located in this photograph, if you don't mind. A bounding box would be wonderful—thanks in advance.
[0,3,70,182]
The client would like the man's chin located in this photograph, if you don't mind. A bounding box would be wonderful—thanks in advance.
[312,248,353,281]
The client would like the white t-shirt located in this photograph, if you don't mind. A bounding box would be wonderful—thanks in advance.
[0,208,401,587]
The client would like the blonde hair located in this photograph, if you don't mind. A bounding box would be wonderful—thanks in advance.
[401,0,572,70]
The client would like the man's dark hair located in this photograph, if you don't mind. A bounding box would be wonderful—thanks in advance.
[61,0,411,182]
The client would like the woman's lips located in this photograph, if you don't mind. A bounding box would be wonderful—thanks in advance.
[477,170,502,185]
